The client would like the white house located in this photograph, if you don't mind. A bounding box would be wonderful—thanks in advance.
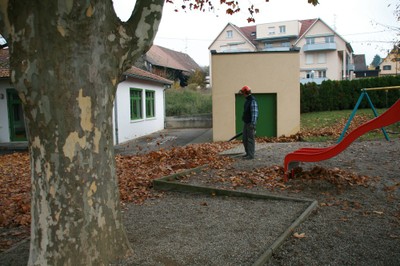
[0,48,172,144]
[113,66,172,145]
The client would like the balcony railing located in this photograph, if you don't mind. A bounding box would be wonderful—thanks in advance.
[303,42,337,52]
[262,47,291,52]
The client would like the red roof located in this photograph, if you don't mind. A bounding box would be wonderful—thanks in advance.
[0,48,10,78]
[0,48,171,85]
[146,45,201,72]
[124,66,173,85]
[298,19,318,38]
[237,25,257,46]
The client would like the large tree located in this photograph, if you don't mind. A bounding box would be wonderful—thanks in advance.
[0,1,164,264]
[0,0,318,265]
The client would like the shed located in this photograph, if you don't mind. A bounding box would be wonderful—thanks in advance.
[211,50,300,141]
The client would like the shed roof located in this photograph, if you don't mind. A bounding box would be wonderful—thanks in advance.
[124,66,173,85]
[145,45,201,72]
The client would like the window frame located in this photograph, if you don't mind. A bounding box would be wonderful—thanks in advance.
[306,37,315,45]
[306,54,314,65]
[382,65,392,70]
[317,53,326,64]
[268,26,275,35]
[130,88,143,120]
[145,90,155,118]
[226,30,233,38]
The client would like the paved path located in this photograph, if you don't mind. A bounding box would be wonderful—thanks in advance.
[1,128,214,155]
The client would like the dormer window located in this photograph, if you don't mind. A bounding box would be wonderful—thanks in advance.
[306,37,315,44]
[251,32,256,36]
[268,26,275,35]
[227,30,233,38]
[325,36,334,43]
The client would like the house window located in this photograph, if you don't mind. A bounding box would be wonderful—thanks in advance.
[264,43,273,49]
[306,37,315,44]
[318,70,326,78]
[317,53,326,64]
[325,36,334,43]
[227,30,233,38]
[281,42,290,47]
[306,71,315,79]
[130,88,142,120]
[268,26,275,35]
[306,54,314,64]
[383,65,391,70]
[145,90,155,118]
[279,25,286,33]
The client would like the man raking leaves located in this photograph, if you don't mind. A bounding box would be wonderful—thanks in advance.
[239,85,259,159]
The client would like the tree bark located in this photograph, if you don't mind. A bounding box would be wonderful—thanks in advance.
[0,0,164,264]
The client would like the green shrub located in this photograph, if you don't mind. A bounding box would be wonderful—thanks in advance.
[165,89,212,116]
[301,76,400,113]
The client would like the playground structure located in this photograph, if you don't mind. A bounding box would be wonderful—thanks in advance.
[283,86,400,182]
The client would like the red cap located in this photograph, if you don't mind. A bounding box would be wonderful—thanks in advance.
[239,85,251,94]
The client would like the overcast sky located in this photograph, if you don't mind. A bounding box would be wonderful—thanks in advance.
[113,0,399,67]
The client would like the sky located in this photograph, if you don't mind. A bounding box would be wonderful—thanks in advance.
[113,0,399,67]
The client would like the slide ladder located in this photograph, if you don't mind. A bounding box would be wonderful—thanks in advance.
[283,99,400,181]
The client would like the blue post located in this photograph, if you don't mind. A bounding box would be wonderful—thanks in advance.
[337,91,365,142]
[338,88,390,143]
[364,92,390,141]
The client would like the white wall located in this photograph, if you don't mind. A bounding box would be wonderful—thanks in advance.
[113,77,166,145]
[0,81,11,142]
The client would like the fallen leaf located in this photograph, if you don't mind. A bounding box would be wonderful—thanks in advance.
[293,232,306,239]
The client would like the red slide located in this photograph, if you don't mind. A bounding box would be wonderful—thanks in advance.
[283,99,400,181]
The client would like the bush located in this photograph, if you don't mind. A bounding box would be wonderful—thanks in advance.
[301,76,400,113]
[165,89,212,116]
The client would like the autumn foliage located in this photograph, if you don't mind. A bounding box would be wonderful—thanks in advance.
[0,142,235,229]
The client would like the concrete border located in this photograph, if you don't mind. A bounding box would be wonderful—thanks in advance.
[153,169,318,265]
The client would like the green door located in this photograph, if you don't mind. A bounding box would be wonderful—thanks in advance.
[235,93,277,137]
[7,89,27,141]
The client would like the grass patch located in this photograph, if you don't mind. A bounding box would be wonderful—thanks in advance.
[166,89,211,116]
[300,108,400,142]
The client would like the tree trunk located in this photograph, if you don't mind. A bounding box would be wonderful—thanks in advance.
[0,0,164,264]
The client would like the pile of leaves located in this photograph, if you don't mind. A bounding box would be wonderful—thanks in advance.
[299,114,373,139]
[0,153,31,228]
[191,163,373,192]
[116,142,235,204]
[0,142,235,229]
[256,114,373,143]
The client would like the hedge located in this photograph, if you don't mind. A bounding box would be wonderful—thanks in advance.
[300,76,400,113]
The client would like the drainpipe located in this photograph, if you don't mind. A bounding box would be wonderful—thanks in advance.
[114,81,120,145]
[342,51,346,80]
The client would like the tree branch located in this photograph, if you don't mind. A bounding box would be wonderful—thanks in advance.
[120,0,164,69]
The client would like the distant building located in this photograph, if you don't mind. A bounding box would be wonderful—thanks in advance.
[0,48,173,144]
[353,54,379,78]
[379,45,400,76]
[209,18,354,84]
[139,45,201,87]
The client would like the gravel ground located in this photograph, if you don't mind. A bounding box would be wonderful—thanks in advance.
[1,138,399,265]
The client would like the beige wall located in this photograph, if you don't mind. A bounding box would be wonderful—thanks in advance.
[256,20,299,39]
[380,53,400,76]
[211,51,300,141]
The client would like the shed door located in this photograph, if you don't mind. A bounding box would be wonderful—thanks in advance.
[235,93,277,137]
[7,89,27,141]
